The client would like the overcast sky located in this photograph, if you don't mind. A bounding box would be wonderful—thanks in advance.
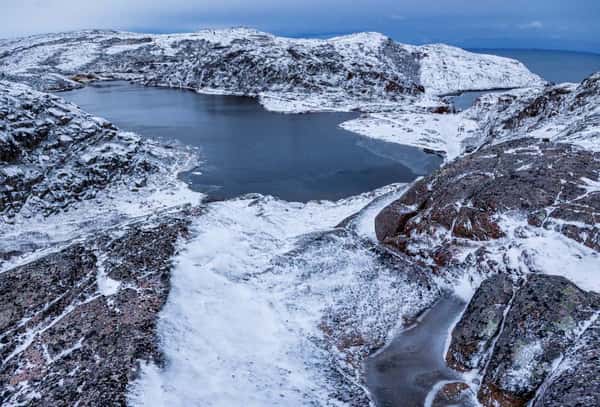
[2,0,599,52]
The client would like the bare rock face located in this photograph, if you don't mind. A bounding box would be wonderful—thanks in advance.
[0,214,189,405]
[375,138,600,263]
[478,275,598,406]
[534,317,600,407]
[446,275,514,371]
[446,274,599,407]
[432,382,477,407]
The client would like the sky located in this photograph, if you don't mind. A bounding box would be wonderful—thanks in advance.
[1,0,599,53]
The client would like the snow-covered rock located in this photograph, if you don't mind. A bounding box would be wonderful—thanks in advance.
[411,43,542,95]
[0,28,542,112]
[466,73,600,151]
[0,27,597,407]
[375,72,600,407]
[444,274,599,407]
[0,211,191,406]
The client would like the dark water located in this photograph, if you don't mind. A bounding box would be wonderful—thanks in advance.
[451,49,600,110]
[60,81,441,202]
[450,90,503,111]
[365,296,466,407]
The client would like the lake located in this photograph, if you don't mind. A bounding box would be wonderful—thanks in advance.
[60,81,441,202]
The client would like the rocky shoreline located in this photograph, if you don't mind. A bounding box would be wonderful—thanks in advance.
[0,28,598,406]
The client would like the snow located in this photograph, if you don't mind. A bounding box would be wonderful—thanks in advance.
[349,183,411,240]
[412,44,545,95]
[95,254,120,297]
[449,273,486,303]
[56,43,100,71]
[340,111,480,160]
[493,216,600,293]
[502,341,544,392]
[129,189,438,406]
[258,93,346,114]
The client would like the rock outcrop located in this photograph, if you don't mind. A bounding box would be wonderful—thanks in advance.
[375,138,600,264]
[375,71,600,407]
[478,275,598,406]
[0,80,184,221]
[0,212,190,405]
[534,316,600,406]
[446,274,514,371]
[445,274,599,407]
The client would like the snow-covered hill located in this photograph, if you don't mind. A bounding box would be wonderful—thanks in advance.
[1,28,598,407]
[0,28,543,112]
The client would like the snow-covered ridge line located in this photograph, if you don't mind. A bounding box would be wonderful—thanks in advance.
[0,28,543,111]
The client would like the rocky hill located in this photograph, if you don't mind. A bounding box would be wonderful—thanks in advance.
[0,28,542,112]
[375,72,600,406]
[0,28,597,407]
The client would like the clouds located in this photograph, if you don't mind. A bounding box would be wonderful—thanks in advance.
[0,0,599,52]
[519,20,544,30]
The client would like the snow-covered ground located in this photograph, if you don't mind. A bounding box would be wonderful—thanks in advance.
[128,187,440,406]
[411,43,540,95]
[492,215,600,293]
[2,27,598,406]
[341,110,480,160]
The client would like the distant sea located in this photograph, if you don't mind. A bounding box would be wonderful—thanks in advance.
[469,48,600,84]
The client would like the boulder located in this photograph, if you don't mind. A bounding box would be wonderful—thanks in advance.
[477,275,598,406]
[446,275,514,371]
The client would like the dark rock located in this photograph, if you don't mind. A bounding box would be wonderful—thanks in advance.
[376,138,600,261]
[374,200,419,242]
[534,317,600,407]
[0,214,189,405]
[432,382,476,407]
[477,275,598,407]
[446,275,515,371]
